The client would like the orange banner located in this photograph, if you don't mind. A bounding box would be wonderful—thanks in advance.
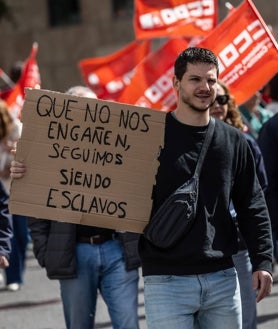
[118,38,189,112]
[5,43,41,119]
[79,40,151,101]
[134,0,218,40]
[197,0,278,105]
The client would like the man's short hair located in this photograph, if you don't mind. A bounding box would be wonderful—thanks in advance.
[174,47,219,81]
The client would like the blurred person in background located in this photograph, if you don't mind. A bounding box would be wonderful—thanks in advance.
[0,100,13,284]
[210,80,269,329]
[0,179,13,271]
[0,99,29,292]
[9,61,24,84]
[239,91,273,140]
[258,112,278,265]
[265,73,278,115]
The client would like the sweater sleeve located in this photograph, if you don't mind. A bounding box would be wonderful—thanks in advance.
[258,116,278,233]
[232,136,273,274]
[244,133,268,193]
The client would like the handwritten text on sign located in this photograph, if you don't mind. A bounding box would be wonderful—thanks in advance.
[9,88,166,233]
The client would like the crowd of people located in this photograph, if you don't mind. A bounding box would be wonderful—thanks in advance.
[0,63,29,292]
[1,47,278,329]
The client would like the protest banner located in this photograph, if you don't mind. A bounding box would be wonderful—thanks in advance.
[197,0,278,105]
[5,43,41,119]
[9,88,166,233]
[134,0,218,40]
[79,40,151,101]
[118,37,189,112]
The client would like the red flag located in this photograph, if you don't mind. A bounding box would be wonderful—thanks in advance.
[79,40,151,101]
[5,43,41,119]
[134,0,218,40]
[118,38,189,112]
[197,0,278,105]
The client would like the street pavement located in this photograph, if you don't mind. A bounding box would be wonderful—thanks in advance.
[0,247,278,329]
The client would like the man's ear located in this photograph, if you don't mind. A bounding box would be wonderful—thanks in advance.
[173,76,179,91]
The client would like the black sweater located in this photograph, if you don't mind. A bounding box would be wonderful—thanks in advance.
[139,112,273,276]
[258,113,278,232]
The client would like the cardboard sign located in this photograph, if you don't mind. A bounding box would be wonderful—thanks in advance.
[9,88,166,233]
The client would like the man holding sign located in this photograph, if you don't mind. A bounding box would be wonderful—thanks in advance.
[11,48,273,329]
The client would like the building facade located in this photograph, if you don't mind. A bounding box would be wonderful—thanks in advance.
[0,0,277,93]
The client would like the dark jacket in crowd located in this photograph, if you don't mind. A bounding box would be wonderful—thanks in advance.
[244,133,268,193]
[235,133,268,250]
[28,218,141,279]
[0,180,13,259]
[258,113,278,232]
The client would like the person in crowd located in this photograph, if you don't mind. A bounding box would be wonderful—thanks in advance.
[138,47,273,329]
[239,91,273,140]
[258,112,278,263]
[0,99,28,292]
[210,80,268,329]
[4,215,28,292]
[10,85,141,329]
[0,101,13,281]
[260,84,272,108]
[265,73,278,115]
[0,179,13,269]
[9,61,24,84]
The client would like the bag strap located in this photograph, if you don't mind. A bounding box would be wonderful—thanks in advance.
[194,116,215,176]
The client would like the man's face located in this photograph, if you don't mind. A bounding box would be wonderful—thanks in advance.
[173,62,218,113]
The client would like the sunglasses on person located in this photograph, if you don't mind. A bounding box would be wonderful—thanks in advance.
[215,94,230,105]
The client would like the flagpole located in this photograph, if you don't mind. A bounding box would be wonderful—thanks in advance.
[225,2,233,10]
[247,0,278,50]
[0,69,15,88]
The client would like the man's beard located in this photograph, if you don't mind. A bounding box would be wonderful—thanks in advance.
[181,95,215,113]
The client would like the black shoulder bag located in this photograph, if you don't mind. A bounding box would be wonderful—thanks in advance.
[143,117,215,249]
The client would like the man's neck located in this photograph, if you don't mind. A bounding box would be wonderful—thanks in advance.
[172,107,210,126]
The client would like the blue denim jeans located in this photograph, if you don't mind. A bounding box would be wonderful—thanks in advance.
[5,215,29,285]
[144,268,242,329]
[233,250,257,329]
[60,239,139,329]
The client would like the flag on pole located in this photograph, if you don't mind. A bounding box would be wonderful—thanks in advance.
[118,38,189,112]
[5,42,41,119]
[134,0,218,40]
[197,0,278,105]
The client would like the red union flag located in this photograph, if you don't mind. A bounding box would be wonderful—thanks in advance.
[197,0,278,105]
[134,0,218,40]
[118,38,189,112]
[79,40,151,101]
[5,42,41,119]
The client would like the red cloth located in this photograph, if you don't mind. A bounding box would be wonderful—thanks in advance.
[197,0,278,105]
[134,0,218,39]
